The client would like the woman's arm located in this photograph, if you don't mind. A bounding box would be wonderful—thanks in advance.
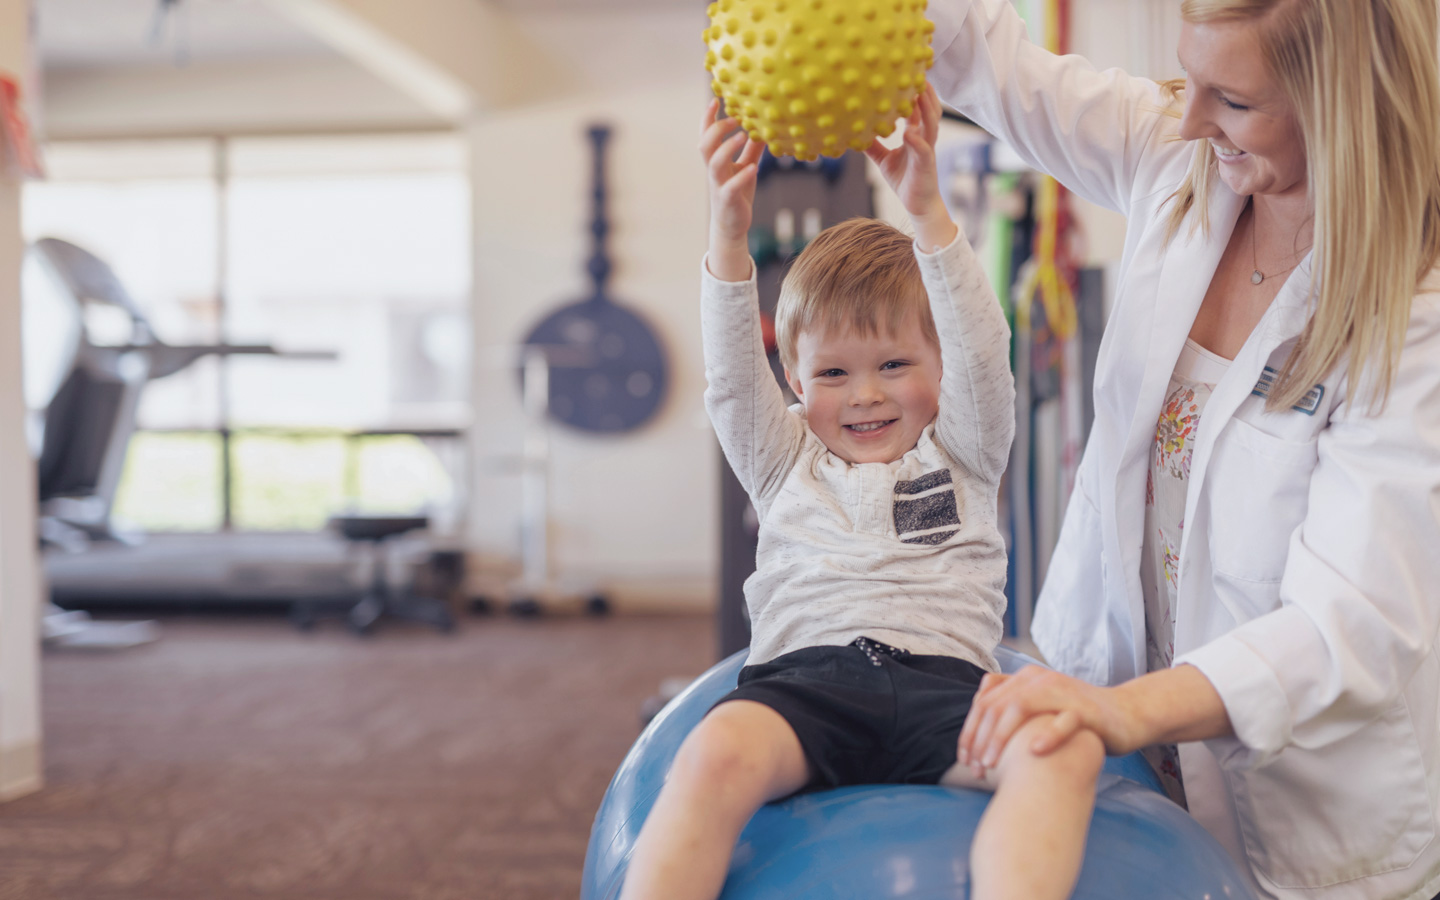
[1173,294,1440,768]
[967,286,1440,773]
[928,0,1184,215]
[958,663,1233,771]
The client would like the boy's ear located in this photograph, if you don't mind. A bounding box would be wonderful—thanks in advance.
[783,366,805,399]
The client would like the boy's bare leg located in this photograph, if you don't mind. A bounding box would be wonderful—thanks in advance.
[948,714,1104,900]
[619,699,811,900]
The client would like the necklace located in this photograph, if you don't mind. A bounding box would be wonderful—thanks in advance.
[1249,200,1306,285]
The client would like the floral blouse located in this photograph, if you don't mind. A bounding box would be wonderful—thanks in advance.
[1139,337,1231,807]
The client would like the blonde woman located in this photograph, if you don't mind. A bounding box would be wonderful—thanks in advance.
[929,0,1440,897]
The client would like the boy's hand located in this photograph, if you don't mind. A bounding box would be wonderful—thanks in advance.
[701,99,764,282]
[865,82,958,253]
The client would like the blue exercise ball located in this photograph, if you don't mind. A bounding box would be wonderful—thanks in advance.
[582,646,1257,900]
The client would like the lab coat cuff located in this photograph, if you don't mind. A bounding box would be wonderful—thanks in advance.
[1176,635,1293,770]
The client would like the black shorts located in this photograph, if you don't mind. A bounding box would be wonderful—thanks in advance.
[714,637,988,791]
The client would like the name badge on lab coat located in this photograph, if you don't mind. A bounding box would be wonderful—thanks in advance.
[1252,366,1325,415]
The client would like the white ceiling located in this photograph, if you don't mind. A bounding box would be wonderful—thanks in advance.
[37,0,687,71]
[37,0,703,137]
[38,0,334,70]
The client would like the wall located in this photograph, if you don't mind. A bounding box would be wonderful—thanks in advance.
[467,62,714,612]
[0,0,44,801]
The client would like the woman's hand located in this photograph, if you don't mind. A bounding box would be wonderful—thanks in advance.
[864,82,956,252]
[958,663,1236,776]
[700,99,764,281]
[958,666,1144,775]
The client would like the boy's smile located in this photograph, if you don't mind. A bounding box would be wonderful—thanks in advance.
[784,313,942,465]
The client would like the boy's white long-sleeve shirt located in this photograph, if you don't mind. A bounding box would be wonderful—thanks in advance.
[702,231,1016,669]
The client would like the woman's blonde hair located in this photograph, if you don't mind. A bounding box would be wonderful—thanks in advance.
[775,217,938,371]
[1164,0,1440,411]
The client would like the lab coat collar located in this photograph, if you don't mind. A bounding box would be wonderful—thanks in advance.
[1128,188,1251,457]
[1112,187,1248,676]
[1175,213,1317,637]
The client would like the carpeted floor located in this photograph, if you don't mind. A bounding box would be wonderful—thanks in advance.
[0,612,714,900]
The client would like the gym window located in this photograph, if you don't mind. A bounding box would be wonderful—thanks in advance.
[23,133,471,533]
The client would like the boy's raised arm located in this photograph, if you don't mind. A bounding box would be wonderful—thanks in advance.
[703,100,762,282]
[869,84,1016,484]
[919,230,1016,485]
[700,102,806,504]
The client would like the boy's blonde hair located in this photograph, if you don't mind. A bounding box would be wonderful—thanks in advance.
[775,217,938,371]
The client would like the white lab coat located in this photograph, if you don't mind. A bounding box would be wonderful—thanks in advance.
[927,2,1440,898]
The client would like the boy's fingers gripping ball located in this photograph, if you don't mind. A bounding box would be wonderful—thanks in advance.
[703,0,936,162]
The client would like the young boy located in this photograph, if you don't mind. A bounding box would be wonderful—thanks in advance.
[619,85,1103,900]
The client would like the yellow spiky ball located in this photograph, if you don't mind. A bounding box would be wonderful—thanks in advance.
[703,0,935,162]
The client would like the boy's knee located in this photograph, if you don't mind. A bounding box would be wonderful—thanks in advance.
[670,702,783,787]
[1003,717,1105,786]
[1052,726,1105,783]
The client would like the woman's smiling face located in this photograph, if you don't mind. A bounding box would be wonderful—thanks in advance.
[1176,19,1308,201]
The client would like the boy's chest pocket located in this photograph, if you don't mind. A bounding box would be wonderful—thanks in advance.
[893,469,962,545]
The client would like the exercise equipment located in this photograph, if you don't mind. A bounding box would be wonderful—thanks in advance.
[582,645,1259,900]
[504,345,609,617]
[758,312,777,355]
[521,125,667,434]
[756,147,846,184]
[703,0,936,161]
[29,236,302,646]
[747,225,780,267]
[30,237,296,544]
[23,238,428,629]
[290,514,456,634]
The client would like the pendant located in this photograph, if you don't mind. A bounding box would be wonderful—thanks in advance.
[1251,270,1264,285]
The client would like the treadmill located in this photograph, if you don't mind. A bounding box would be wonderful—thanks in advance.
[28,237,363,625]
